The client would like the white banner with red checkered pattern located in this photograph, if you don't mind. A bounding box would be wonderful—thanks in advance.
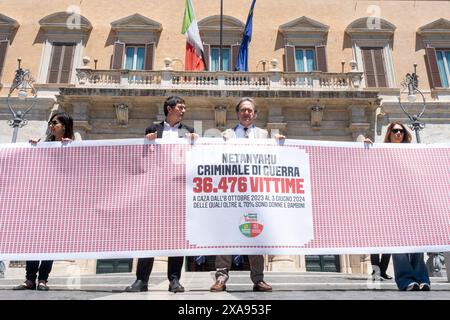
[0,138,449,260]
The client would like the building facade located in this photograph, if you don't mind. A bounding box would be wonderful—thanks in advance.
[1,0,449,276]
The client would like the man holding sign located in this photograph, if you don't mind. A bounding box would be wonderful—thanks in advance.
[210,97,283,292]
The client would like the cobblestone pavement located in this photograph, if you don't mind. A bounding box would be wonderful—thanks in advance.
[0,271,449,300]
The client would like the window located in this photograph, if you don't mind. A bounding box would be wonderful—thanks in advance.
[111,42,154,70]
[37,12,91,84]
[295,48,316,72]
[284,45,327,72]
[47,43,75,84]
[346,17,396,88]
[0,40,8,82]
[198,15,245,71]
[436,49,450,87]
[0,14,19,83]
[124,46,145,70]
[210,47,231,71]
[110,14,161,70]
[360,47,387,88]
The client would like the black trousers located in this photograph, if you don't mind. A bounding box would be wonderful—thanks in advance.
[25,260,53,282]
[370,254,391,275]
[136,257,183,283]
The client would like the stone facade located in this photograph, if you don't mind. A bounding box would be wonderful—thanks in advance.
[1,0,449,275]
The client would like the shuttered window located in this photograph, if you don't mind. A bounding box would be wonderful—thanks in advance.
[425,47,443,88]
[111,42,154,70]
[203,44,210,70]
[231,44,240,71]
[210,47,230,71]
[436,49,450,88]
[285,45,327,72]
[202,44,239,71]
[361,47,387,88]
[47,43,75,84]
[0,40,8,82]
[124,46,145,70]
[295,48,316,72]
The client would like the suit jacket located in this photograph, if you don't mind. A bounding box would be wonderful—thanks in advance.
[222,125,268,139]
[145,121,194,138]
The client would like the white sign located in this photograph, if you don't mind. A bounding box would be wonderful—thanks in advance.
[186,144,313,248]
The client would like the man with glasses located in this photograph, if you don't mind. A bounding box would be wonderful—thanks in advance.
[125,96,196,293]
[210,97,283,292]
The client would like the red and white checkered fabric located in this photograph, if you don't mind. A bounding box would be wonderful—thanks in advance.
[0,140,448,259]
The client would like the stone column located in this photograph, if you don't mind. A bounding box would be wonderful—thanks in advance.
[266,105,287,137]
[72,102,92,140]
[342,106,372,274]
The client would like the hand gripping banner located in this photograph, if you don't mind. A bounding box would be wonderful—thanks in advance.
[0,138,449,260]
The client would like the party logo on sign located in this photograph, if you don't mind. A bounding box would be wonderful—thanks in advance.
[239,213,263,238]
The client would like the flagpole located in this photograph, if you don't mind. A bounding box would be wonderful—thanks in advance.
[219,0,223,71]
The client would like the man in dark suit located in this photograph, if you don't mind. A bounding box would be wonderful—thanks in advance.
[125,96,196,293]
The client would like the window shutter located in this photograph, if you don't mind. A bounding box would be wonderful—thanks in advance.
[203,43,210,71]
[144,43,155,70]
[112,41,125,70]
[373,49,387,87]
[0,40,8,81]
[315,45,328,72]
[48,44,63,83]
[59,44,75,83]
[425,46,442,88]
[285,45,295,72]
[231,44,240,71]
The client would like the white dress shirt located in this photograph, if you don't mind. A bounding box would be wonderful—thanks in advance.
[234,124,256,139]
[162,121,181,139]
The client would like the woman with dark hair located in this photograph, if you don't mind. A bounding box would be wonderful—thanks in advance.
[366,122,430,291]
[13,112,74,291]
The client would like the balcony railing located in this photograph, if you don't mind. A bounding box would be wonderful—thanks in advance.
[76,69,363,90]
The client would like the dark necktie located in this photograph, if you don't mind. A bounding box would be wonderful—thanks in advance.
[243,127,249,138]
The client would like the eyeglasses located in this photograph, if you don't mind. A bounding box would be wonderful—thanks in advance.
[391,129,404,134]
[48,120,60,126]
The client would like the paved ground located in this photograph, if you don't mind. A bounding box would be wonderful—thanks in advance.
[0,271,449,300]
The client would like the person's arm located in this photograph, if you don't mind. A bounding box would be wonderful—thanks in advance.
[145,124,158,140]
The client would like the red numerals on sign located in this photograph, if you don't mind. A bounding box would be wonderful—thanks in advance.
[193,177,247,193]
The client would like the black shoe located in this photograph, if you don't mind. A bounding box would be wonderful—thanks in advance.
[168,278,185,293]
[37,280,50,291]
[13,280,36,290]
[405,282,420,291]
[124,280,148,292]
[380,273,393,280]
[419,283,431,291]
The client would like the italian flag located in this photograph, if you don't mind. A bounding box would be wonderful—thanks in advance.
[181,0,205,71]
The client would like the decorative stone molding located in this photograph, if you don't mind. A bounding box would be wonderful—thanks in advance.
[76,57,91,85]
[345,17,396,37]
[111,13,162,43]
[214,105,227,129]
[114,103,129,125]
[279,16,329,46]
[310,105,324,130]
[266,123,287,136]
[348,60,362,88]
[418,18,450,48]
[269,59,280,72]
[198,15,244,45]
[163,57,173,70]
[0,13,19,37]
[39,11,92,32]
[348,123,371,141]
